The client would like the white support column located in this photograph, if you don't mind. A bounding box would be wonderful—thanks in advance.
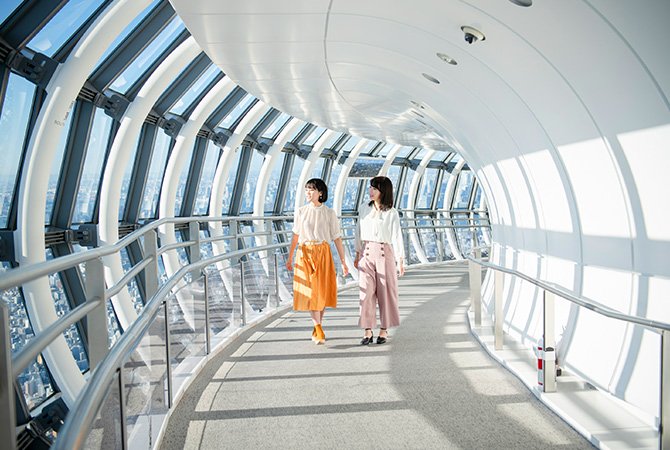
[13,0,151,407]
[406,150,435,264]
[378,144,402,176]
[494,270,504,350]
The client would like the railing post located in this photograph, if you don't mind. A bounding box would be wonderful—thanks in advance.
[0,302,17,450]
[118,367,128,450]
[189,221,201,281]
[662,330,669,450]
[164,301,172,408]
[240,261,246,326]
[469,248,482,326]
[203,270,211,355]
[230,219,238,264]
[543,290,557,393]
[494,270,503,350]
[144,229,159,300]
[85,257,109,369]
[274,253,280,307]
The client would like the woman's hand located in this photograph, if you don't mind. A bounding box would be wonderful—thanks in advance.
[342,262,349,277]
[353,254,360,269]
[397,259,405,277]
[286,258,293,271]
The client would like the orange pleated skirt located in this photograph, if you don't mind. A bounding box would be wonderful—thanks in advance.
[293,242,337,311]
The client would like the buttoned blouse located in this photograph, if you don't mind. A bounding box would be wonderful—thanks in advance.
[355,202,405,261]
[292,203,341,243]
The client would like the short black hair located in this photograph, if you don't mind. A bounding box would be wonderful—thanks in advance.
[305,178,328,203]
[368,176,394,210]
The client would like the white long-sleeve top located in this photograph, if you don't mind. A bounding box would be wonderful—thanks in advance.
[292,203,341,243]
[355,202,405,262]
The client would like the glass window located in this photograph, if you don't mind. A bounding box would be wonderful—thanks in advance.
[322,131,343,149]
[339,136,360,154]
[0,75,34,228]
[386,165,401,199]
[139,131,172,220]
[261,112,291,139]
[437,170,451,209]
[118,135,141,220]
[376,143,395,157]
[342,178,361,211]
[284,122,309,143]
[264,153,285,212]
[109,16,185,94]
[411,148,429,161]
[72,109,113,223]
[453,171,474,209]
[360,140,379,155]
[239,150,264,214]
[0,1,22,24]
[310,158,325,180]
[220,148,241,214]
[302,126,326,146]
[92,0,161,71]
[396,146,415,158]
[45,105,75,225]
[218,93,255,129]
[400,168,414,209]
[174,147,194,215]
[45,249,89,373]
[417,168,438,209]
[325,162,342,208]
[2,262,56,410]
[27,0,105,56]
[193,142,220,215]
[119,248,145,313]
[170,64,221,116]
[283,156,305,212]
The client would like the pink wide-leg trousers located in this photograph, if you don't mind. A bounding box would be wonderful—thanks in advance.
[358,241,400,329]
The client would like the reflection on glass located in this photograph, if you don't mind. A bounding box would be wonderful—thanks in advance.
[45,249,89,373]
[240,150,264,213]
[109,16,185,93]
[170,64,221,116]
[261,112,291,139]
[1,262,55,410]
[0,75,34,228]
[218,93,255,129]
[194,142,220,215]
[283,156,305,212]
[220,148,241,215]
[139,131,172,219]
[264,152,285,213]
[73,109,113,223]
[27,0,105,56]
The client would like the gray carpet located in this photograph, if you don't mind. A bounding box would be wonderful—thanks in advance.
[160,262,593,449]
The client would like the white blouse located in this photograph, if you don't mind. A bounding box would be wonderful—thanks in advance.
[355,202,405,261]
[292,203,341,243]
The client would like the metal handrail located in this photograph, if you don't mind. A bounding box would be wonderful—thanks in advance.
[466,254,670,333]
[53,242,288,450]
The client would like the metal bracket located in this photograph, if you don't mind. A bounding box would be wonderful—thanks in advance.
[7,49,58,88]
[158,114,185,138]
[75,224,99,248]
[94,92,129,121]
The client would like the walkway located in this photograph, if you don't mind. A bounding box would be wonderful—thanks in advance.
[161,263,592,449]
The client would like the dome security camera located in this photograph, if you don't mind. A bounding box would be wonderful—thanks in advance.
[461,26,485,44]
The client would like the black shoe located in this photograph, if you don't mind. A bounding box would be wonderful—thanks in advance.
[361,330,373,345]
[376,336,387,345]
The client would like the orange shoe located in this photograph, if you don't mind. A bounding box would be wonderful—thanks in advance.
[311,326,317,342]
[314,324,325,344]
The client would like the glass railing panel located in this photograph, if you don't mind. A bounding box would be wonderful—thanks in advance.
[83,371,122,450]
[123,307,169,449]
[167,278,207,371]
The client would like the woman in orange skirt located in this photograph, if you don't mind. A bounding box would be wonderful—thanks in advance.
[286,178,349,344]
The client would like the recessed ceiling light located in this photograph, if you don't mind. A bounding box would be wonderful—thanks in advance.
[436,52,457,65]
[509,0,532,6]
[422,73,440,84]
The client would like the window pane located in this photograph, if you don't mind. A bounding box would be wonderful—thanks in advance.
[386,165,401,200]
[261,113,291,139]
[2,262,56,410]
[264,153,285,213]
[118,135,141,220]
[174,147,194,215]
[400,168,413,209]
[220,148,241,214]
[170,64,221,116]
[396,146,415,158]
[360,140,378,155]
[342,178,361,211]
[139,131,172,219]
[119,248,145,313]
[0,1,23,23]
[27,0,105,56]
[45,105,75,225]
[217,94,255,129]
[45,249,89,373]
[376,143,395,157]
[302,126,326,146]
[417,168,438,209]
[453,171,474,209]
[240,150,264,214]
[322,132,343,149]
[310,158,325,180]
[283,156,305,212]
[73,109,113,223]
[109,16,185,94]
[193,142,220,215]
[437,170,451,209]
[325,162,342,208]
[0,75,34,228]
[340,136,360,153]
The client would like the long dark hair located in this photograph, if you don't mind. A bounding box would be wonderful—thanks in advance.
[305,178,328,203]
[368,176,394,211]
